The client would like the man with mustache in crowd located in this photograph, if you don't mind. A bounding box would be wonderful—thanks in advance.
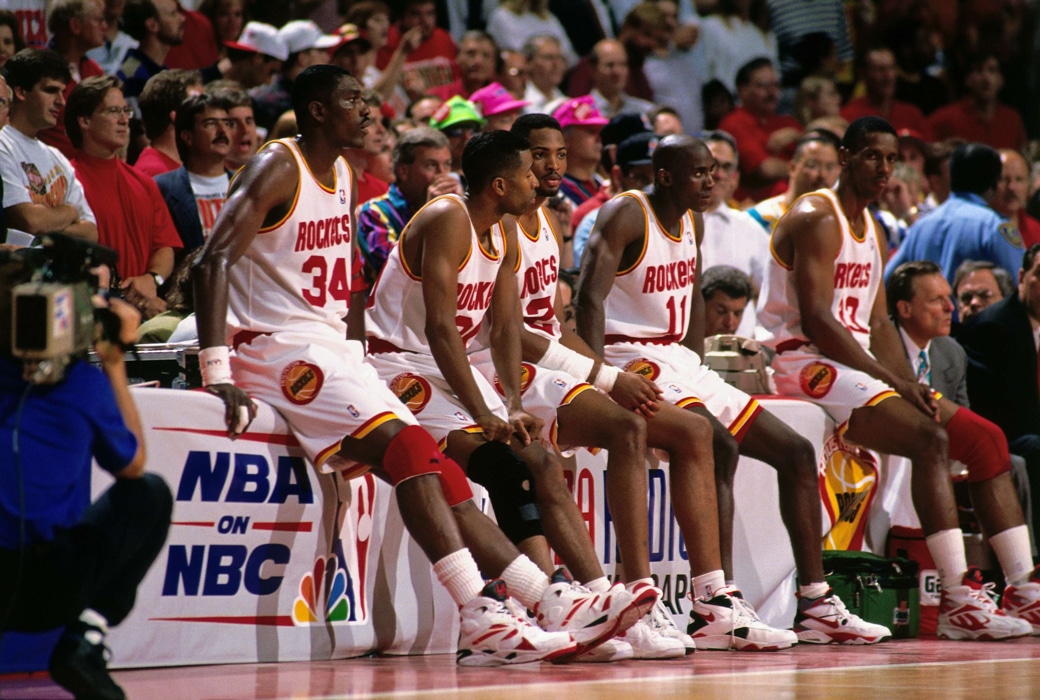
[155,92,233,257]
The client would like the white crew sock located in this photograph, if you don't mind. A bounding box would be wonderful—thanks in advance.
[799,581,830,600]
[691,570,726,600]
[433,549,486,607]
[585,576,610,593]
[926,529,969,589]
[501,555,551,609]
[990,525,1033,586]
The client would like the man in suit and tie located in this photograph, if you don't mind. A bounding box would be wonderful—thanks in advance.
[888,259,1035,553]
[958,244,1040,555]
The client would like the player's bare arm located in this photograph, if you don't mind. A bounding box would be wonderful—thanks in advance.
[490,218,543,444]
[414,201,513,443]
[779,194,922,403]
[194,144,300,437]
[574,195,646,356]
[680,210,708,358]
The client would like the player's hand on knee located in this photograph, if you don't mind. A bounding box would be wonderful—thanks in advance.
[896,379,940,421]
[206,383,258,438]
[476,412,514,443]
[507,409,544,447]
[610,371,662,415]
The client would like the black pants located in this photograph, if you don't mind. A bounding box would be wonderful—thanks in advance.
[0,473,172,633]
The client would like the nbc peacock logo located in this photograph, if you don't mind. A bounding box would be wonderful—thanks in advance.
[292,555,351,625]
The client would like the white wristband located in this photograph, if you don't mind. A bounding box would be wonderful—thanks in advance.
[199,346,233,386]
[592,363,620,392]
[538,340,596,382]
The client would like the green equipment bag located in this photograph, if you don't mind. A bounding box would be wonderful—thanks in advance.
[821,550,920,639]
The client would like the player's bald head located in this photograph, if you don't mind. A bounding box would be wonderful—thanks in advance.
[652,134,709,175]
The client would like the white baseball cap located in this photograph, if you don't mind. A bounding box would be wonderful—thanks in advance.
[226,21,289,62]
[278,20,342,55]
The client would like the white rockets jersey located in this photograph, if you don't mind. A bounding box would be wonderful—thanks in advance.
[603,190,699,344]
[517,207,563,341]
[758,188,883,353]
[227,138,355,341]
[366,194,505,354]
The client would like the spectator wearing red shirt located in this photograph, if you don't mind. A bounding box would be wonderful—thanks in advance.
[134,68,202,177]
[164,1,217,71]
[994,149,1040,248]
[66,75,182,318]
[841,47,931,140]
[718,57,802,204]
[928,54,1027,152]
[427,30,496,102]
[41,0,108,158]
[376,0,456,95]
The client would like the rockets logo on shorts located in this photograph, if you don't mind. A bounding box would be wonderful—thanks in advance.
[493,363,536,397]
[281,361,325,405]
[389,373,432,414]
[800,362,837,399]
[623,358,660,381]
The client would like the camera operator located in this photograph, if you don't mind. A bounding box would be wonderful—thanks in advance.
[0,253,172,700]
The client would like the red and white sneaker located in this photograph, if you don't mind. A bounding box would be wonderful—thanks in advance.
[535,570,653,656]
[457,580,578,666]
[1001,565,1040,635]
[687,586,798,651]
[937,567,1033,641]
[794,589,892,644]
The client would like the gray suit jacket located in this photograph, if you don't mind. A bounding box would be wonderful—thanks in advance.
[901,334,970,407]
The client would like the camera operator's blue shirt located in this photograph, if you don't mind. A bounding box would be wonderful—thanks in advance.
[0,357,137,549]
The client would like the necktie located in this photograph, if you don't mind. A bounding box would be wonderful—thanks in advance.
[916,349,930,385]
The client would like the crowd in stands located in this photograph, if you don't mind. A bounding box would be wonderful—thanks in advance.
[5,0,1040,671]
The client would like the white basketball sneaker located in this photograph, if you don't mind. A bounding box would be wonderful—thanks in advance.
[457,580,578,666]
[535,570,653,656]
[687,585,798,651]
[645,599,696,654]
[938,567,1032,641]
[575,636,635,662]
[794,589,892,644]
[1000,565,1040,634]
[618,617,687,659]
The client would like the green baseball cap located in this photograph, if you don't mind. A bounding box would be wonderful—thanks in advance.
[429,95,486,132]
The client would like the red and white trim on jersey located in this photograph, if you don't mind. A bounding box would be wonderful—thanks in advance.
[366,194,505,355]
[226,138,355,341]
[758,187,883,355]
[602,190,699,345]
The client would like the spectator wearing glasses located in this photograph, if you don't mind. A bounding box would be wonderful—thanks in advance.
[67,75,181,318]
[699,129,770,337]
[953,259,1015,323]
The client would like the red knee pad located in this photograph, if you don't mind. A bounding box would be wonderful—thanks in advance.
[947,407,1011,483]
[438,457,474,507]
[382,425,473,505]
